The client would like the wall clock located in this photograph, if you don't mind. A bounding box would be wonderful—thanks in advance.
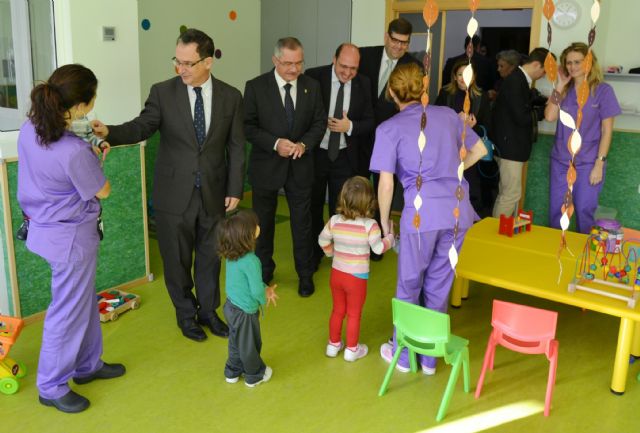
[552,0,580,29]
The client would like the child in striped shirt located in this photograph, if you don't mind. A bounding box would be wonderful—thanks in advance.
[318,176,395,361]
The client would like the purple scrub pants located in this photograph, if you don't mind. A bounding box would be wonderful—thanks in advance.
[549,158,605,234]
[37,224,103,399]
[392,228,466,369]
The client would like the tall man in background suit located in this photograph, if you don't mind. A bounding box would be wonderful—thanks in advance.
[305,43,375,270]
[93,29,245,342]
[358,17,422,260]
[244,37,326,297]
[491,47,549,218]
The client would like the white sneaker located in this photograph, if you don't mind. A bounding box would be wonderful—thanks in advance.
[380,342,410,373]
[344,344,368,362]
[326,341,343,358]
[421,365,436,375]
[225,376,240,383]
[245,366,273,388]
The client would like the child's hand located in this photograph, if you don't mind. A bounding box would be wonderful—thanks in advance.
[99,141,111,162]
[266,284,278,307]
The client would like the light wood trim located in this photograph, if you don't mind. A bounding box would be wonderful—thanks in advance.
[0,159,21,317]
[392,0,536,12]
[438,11,447,90]
[139,143,151,277]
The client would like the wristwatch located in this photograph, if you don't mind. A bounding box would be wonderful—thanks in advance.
[597,155,607,162]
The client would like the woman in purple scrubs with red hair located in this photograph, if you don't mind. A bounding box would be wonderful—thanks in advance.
[370,63,486,374]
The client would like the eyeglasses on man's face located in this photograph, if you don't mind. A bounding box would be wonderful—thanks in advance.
[388,33,410,47]
[172,57,207,69]
[275,58,305,68]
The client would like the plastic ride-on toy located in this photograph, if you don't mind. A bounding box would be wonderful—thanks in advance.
[0,315,27,395]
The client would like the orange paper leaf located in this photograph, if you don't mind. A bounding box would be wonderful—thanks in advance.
[566,165,577,185]
[423,0,439,27]
[584,51,593,75]
[577,81,589,107]
[421,92,429,106]
[543,0,555,20]
[459,146,467,160]
[469,0,479,13]
[544,53,557,83]
[463,93,471,114]
[413,213,421,229]
[453,207,460,219]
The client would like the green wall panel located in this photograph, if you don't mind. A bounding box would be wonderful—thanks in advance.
[7,144,147,317]
[525,131,640,230]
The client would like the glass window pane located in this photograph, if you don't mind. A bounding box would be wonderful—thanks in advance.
[28,0,56,83]
[0,0,17,109]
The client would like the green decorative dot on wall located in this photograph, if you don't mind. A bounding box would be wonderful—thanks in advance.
[179,25,188,34]
[141,19,151,30]
[229,10,237,21]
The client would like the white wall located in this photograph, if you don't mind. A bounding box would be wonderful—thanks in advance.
[137,0,260,102]
[0,0,142,158]
[351,0,386,47]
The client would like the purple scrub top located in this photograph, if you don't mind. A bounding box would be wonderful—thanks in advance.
[551,82,620,165]
[370,103,480,233]
[17,121,106,263]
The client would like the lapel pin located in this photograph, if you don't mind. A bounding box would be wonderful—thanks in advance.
[304,88,308,94]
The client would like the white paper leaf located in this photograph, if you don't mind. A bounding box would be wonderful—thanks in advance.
[466,17,478,38]
[559,109,576,130]
[413,193,422,210]
[462,64,474,88]
[560,212,570,231]
[591,0,600,23]
[457,161,464,181]
[418,131,426,152]
[448,244,459,270]
[570,130,582,155]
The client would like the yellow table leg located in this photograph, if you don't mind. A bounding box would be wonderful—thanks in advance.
[611,318,634,395]
[451,278,467,308]
[461,278,470,300]
[631,321,640,357]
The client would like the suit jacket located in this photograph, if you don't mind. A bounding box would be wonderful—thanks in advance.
[358,46,423,125]
[106,75,245,217]
[244,71,326,190]
[434,87,491,136]
[490,68,533,162]
[304,65,375,176]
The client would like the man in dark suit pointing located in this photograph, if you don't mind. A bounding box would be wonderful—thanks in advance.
[305,43,375,269]
[93,29,244,342]
[244,37,326,297]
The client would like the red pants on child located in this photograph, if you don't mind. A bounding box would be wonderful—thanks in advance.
[329,268,368,348]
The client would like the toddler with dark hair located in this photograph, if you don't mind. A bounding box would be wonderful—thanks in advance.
[217,209,278,387]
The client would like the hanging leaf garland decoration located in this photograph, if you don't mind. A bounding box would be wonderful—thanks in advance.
[445,1,480,270]
[550,1,601,268]
[413,0,440,240]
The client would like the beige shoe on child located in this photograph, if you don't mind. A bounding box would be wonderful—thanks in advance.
[344,344,368,362]
[326,341,343,357]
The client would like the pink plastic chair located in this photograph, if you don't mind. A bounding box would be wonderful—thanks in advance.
[475,300,559,416]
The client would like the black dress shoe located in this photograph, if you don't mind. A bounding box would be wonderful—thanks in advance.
[73,362,126,385]
[199,313,229,338]
[39,390,90,413]
[179,318,207,342]
[298,277,315,297]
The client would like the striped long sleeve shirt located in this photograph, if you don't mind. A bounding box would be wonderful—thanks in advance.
[318,214,394,278]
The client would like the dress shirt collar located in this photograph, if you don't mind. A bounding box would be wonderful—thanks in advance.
[274,69,298,90]
[519,66,533,88]
[187,74,212,94]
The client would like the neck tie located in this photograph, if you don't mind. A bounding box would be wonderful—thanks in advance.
[378,59,394,97]
[193,87,206,149]
[327,82,344,162]
[284,83,294,133]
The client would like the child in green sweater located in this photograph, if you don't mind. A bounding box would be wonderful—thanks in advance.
[217,210,278,387]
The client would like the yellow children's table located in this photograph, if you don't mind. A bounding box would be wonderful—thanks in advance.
[451,217,640,394]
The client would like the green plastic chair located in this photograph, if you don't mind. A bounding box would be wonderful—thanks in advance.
[378,298,470,422]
